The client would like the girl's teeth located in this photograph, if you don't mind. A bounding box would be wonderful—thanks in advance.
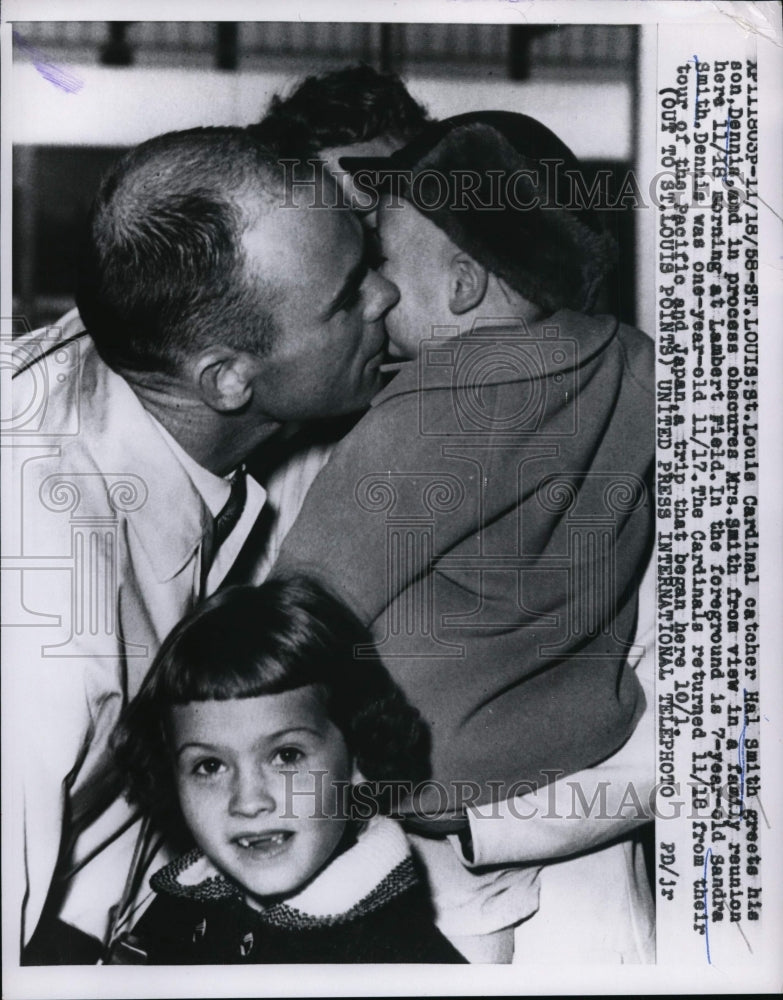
[238,833,286,848]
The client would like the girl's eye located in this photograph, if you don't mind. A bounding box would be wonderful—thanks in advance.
[272,746,305,767]
[192,757,226,777]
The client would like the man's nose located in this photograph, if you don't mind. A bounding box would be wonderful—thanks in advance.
[363,270,400,320]
[229,766,276,818]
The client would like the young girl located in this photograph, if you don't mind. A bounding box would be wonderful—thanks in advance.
[113,577,464,964]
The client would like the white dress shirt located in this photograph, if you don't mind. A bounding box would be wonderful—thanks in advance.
[150,417,267,593]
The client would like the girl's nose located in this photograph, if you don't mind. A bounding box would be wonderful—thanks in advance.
[229,766,276,818]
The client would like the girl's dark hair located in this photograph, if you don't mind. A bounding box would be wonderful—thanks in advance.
[113,576,429,845]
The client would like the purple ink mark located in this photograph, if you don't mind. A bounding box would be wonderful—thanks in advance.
[13,30,84,94]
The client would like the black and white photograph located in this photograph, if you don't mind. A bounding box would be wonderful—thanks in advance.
[2,2,781,996]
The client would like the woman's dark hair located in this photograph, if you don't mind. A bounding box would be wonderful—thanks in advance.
[113,576,429,845]
[251,63,430,160]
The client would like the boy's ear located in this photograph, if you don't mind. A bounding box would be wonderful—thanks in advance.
[193,350,256,413]
[448,252,488,315]
[351,760,366,786]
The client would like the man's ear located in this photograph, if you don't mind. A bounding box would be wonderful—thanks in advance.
[193,349,257,413]
[448,252,488,315]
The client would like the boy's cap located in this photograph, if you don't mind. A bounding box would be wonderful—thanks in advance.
[340,110,582,180]
[340,110,614,313]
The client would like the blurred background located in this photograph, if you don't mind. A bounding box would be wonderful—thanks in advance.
[12,21,644,331]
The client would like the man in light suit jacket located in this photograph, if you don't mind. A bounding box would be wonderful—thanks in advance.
[7,124,398,963]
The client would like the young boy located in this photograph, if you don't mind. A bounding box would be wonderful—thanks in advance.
[273,112,655,960]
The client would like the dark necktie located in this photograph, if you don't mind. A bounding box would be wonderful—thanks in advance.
[214,467,248,548]
[201,466,247,590]
[219,501,277,589]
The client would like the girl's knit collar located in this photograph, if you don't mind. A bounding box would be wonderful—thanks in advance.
[150,815,415,923]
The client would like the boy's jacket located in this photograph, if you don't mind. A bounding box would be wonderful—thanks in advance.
[276,311,655,816]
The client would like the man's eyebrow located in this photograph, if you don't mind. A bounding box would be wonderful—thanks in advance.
[322,249,370,320]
